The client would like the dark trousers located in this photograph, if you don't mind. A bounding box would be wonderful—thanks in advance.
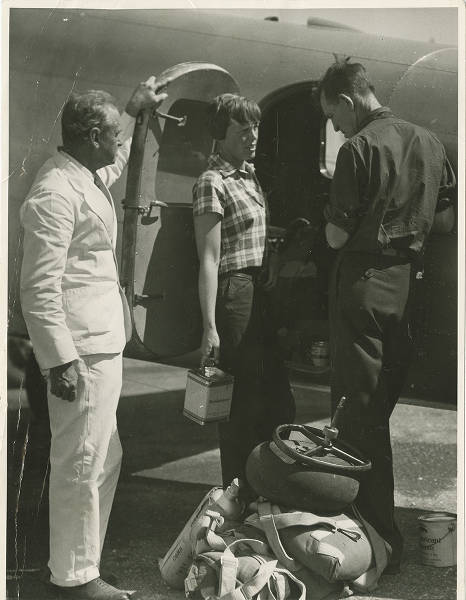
[329,252,415,561]
[216,271,295,489]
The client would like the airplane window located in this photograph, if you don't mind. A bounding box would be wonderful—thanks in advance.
[155,99,212,205]
[320,119,345,179]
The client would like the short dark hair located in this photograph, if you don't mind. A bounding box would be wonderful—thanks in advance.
[207,93,261,140]
[61,90,117,146]
[319,61,375,104]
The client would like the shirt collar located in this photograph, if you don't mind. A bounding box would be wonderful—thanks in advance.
[208,153,255,178]
[58,147,95,183]
[358,107,394,131]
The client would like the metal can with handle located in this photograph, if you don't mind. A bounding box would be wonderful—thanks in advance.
[418,512,456,567]
[310,340,329,368]
[183,367,234,425]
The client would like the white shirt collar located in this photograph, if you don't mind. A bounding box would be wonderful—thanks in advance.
[58,148,95,183]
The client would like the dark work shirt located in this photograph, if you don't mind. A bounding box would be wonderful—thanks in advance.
[325,107,456,254]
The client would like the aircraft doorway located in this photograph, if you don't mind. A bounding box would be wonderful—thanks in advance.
[255,83,336,378]
[255,82,457,403]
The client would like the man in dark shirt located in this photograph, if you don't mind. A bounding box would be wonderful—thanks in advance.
[319,61,455,573]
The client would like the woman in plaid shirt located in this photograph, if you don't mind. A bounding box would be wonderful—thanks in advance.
[193,94,295,496]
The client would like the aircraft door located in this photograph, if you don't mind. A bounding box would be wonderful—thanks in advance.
[389,48,457,170]
[121,63,239,362]
[389,48,458,402]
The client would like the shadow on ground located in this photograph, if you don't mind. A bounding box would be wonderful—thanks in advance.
[6,386,457,600]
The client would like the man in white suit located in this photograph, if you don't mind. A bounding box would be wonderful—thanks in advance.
[20,77,168,600]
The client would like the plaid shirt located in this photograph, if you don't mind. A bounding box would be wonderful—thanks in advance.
[193,153,267,275]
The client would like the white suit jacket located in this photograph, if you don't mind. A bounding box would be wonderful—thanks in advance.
[20,113,135,370]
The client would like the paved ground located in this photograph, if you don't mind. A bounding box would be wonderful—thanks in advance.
[5,358,460,600]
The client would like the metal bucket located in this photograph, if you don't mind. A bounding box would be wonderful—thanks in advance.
[418,512,456,567]
[310,341,329,368]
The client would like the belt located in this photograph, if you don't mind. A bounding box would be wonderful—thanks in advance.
[347,248,415,264]
[379,247,412,259]
[219,266,262,280]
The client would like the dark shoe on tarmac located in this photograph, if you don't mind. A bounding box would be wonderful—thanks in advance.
[382,559,401,575]
[42,567,119,587]
[51,577,132,599]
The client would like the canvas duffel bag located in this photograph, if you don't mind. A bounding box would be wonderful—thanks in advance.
[244,501,390,593]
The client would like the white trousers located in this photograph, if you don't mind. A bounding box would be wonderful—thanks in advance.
[47,353,123,587]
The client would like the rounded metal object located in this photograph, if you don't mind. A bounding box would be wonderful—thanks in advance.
[246,441,361,513]
[418,512,457,567]
[310,340,329,368]
[246,424,371,512]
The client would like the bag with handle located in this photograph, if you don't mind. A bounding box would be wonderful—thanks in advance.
[185,535,346,600]
[244,501,391,593]
[160,482,244,589]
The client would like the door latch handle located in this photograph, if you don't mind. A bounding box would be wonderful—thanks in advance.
[141,200,169,224]
[154,110,187,127]
[141,200,169,223]
[122,199,169,220]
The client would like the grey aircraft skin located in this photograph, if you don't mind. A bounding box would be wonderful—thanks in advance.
[7,9,459,403]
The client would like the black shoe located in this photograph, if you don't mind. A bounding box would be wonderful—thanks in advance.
[42,568,118,588]
[382,559,401,575]
[50,577,132,600]
[383,539,403,575]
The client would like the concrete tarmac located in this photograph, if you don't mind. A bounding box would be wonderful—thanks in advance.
[5,358,461,600]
